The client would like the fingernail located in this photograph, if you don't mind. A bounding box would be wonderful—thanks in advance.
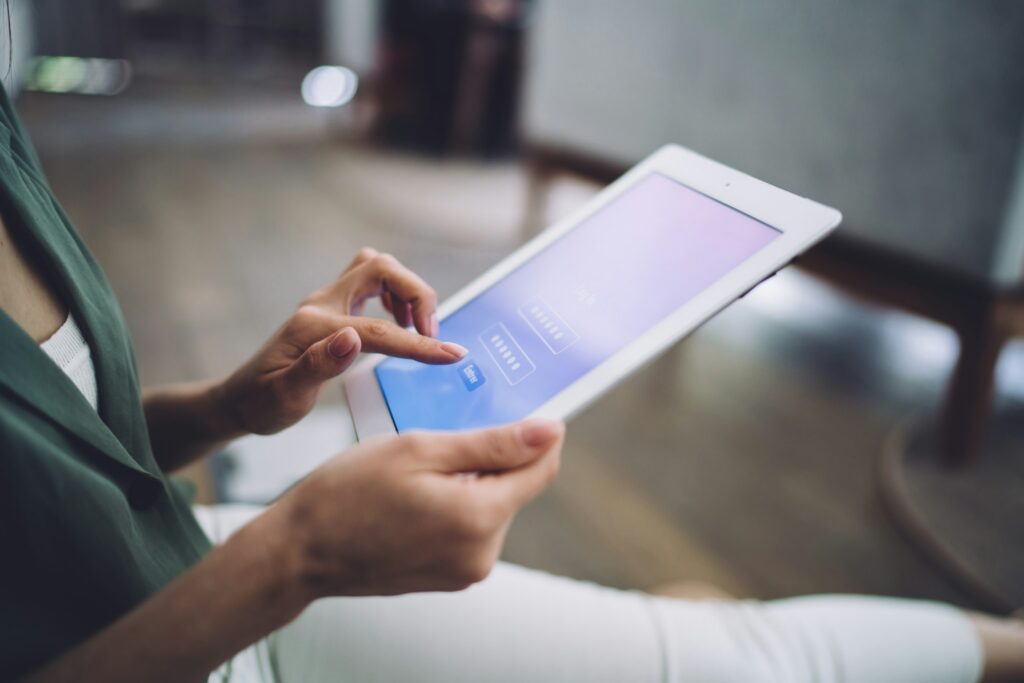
[440,341,468,358]
[519,418,564,448]
[430,313,440,337]
[328,328,358,359]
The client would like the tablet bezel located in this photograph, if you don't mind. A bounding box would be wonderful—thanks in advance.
[344,144,842,439]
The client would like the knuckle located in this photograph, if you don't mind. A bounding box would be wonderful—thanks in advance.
[292,304,322,328]
[373,253,399,272]
[398,432,432,457]
[418,288,438,309]
[483,430,510,466]
[299,347,324,376]
[365,318,392,340]
[416,333,437,352]
[355,247,378,262]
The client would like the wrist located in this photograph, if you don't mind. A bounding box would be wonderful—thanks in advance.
[271,483,359,601]
[205,376,249,441]
[227,504,316,625]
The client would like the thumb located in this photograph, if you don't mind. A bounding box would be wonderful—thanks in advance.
[282,327,361,392]
[431,418,565,474]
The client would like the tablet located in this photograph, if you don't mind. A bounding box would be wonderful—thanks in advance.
[344,144,841,439]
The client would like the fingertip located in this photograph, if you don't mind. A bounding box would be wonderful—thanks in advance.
[439,341,468,361]
[328,327,360,359]
[517,418,565,448]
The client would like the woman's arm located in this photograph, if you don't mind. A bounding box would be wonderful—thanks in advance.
[24,503,302,683]
[144,249,465,473]
[142,379,246,473]
[22,419,563,683]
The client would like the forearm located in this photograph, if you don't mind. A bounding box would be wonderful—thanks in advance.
[143,379,244,472]
[22,510,309,683]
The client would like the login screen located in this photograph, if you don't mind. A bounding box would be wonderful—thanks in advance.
[375,172,780,431]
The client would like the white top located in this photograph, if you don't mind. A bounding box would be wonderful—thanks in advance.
[40,313,99,411]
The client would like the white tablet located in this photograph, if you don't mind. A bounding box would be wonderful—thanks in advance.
[344,144,841,439]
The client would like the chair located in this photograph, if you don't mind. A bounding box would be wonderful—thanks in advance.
[518,0,1024,609]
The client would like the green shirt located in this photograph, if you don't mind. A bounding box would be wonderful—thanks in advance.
[0,88,211,679]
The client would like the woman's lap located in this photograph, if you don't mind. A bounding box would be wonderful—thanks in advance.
[272,562,664,682]
[194,504,982,683]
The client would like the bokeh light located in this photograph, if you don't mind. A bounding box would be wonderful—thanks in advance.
[26,56,132,96]
[300,65,358,108]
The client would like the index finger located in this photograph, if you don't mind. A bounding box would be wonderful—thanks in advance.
[349,317,466,364]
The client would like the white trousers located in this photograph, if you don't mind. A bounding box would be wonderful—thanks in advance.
[196,505,982,683]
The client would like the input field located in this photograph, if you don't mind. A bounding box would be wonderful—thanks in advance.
[479,322,536,385]
[518,296,579,355]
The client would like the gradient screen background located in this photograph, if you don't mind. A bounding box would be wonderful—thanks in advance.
[375,173,780,431]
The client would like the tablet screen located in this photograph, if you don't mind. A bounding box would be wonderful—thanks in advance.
[374,172,780,431]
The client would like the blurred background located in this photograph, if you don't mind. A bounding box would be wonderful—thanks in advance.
[5,0,1023,611]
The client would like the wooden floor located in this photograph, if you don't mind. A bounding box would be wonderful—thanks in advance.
[21,80,1020,609]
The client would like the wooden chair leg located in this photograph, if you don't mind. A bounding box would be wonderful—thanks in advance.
[941,308,1008,466]
[521,159,554,241]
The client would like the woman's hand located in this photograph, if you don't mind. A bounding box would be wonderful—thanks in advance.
[24,419,563,683]
[254,418,565,598]
[219,248,467,436]
[144,248,466,472]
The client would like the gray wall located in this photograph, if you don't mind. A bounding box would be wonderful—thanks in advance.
[523,0,1024,284]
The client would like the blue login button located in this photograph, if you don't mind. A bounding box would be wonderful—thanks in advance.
[459,362,487,392]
